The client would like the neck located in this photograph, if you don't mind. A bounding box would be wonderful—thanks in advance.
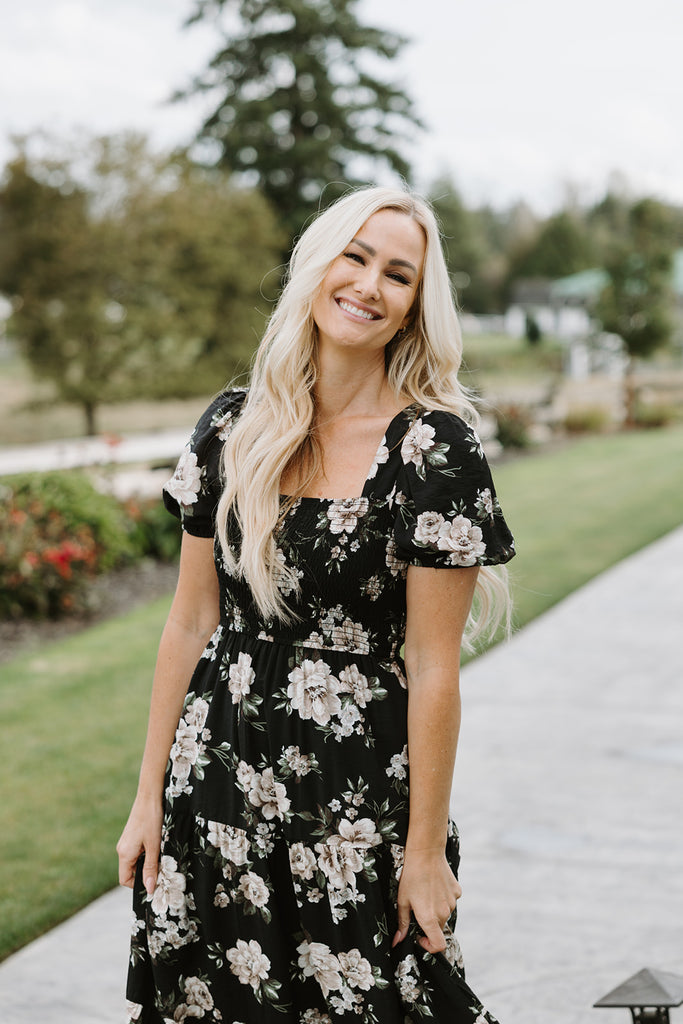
[314,345,395,422]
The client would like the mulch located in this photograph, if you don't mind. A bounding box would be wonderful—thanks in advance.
[0,560,179,666]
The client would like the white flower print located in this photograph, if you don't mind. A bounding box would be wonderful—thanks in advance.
[150,856,187,917]
[287,659,342,725]
[338,664,372,707]
[338,948,375,991]
[165,448,202,507]
[235,760,256,791]
[385,536,407,578]
[330,618,370,654]
[247,767,291,820]
[475,487,494,517]
[296,939,343,997]
[184,976,214,1011]
[386,744,409,780]
[326,497,369,535]
[333,702,362,739]
[400,419,435,467]
[227,652,255,704]
[207,821,249,866]
[274,546,303,596]
[184,697,209,731]
[289,842,317,880]
[315,834,364,890]
[226,938,271,991]
[282,745,315,776]
[213,410,233,441]
[367,440,389,480]
[337,817,382,849]
[301,1011,332,1024]
[390,843,405,880]
[126,1000,143,1021]
[414,510,445,545]
[201,625,223,661]
[238,871,270,908]
[436,515,486,566]
[395,953,421,1003]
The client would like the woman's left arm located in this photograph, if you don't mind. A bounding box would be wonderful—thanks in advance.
[392,563,479,954]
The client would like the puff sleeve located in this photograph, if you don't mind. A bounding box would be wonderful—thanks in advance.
[393,409,515,568]
[162,388,247,538]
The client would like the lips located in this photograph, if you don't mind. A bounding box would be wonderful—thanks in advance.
[335,297,382,321]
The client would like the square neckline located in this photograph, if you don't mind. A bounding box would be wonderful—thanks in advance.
[279,402,419,503]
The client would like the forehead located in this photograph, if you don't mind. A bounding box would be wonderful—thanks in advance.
[353,209,426,270]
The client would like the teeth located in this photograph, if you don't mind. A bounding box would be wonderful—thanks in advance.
[338,299,377,320]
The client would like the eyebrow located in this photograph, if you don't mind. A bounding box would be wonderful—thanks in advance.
[350,238,418,275]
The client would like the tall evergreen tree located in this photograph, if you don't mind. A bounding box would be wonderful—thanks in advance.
[181,0,420,239]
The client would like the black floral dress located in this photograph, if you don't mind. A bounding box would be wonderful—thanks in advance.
[125,389,515,1024]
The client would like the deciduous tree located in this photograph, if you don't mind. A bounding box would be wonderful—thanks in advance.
[0,134,284,434]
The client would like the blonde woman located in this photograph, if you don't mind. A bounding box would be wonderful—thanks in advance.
[118,185,515,1024]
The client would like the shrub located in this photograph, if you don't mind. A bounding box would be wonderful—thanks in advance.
[122,496,182,562]
[0,471,135,619]
[495,403,533,449]
[564,406,611,434]
[632,402,680,429]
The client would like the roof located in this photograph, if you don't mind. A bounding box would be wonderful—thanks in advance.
[594,967,683,1008]
[550,247,683,301]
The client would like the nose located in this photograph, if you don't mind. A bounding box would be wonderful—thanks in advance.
[352,263,380,301]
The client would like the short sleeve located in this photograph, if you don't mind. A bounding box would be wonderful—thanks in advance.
[163,388,247,538]
[393,409,515,568]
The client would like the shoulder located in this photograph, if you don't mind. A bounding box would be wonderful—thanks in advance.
[189,387,248,453]
[399,406,485,482]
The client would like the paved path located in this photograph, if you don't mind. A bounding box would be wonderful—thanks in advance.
[1,528,681,1023]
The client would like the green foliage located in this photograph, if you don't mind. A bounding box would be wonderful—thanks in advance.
[0,133,284,434]
[0,472,134,618]
[507,209,596,283]
[494,403,533,449]
[183,0,420,239]
[632,402,681,429]
[430,178,507,313]
[122,496,182,562]
[563,406,610,434]
[597,198,676,362]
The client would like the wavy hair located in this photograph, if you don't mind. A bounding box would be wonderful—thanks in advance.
[216,185,510,647]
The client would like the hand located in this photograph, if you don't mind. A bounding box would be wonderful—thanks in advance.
[116,795,163,896]
[391,847,462,954]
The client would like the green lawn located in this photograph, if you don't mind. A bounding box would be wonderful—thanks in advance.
[2,424,683,961]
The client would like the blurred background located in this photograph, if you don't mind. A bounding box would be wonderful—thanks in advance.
[1,0,682,1017]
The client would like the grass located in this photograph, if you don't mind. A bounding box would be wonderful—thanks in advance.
[493,424,683,627]
[2,425,683,961]
[0,595,171,961]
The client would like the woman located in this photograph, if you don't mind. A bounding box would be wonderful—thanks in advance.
[118,185,515,1024]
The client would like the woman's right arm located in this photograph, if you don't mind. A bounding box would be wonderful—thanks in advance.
[116,532,220,895]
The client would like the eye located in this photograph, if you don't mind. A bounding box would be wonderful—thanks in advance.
[344,250,365,264]
[387,271,410,285]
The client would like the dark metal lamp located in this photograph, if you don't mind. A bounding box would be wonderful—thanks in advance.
[594,968,683,1022]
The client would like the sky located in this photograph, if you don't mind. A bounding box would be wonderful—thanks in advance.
[2,0,682,212]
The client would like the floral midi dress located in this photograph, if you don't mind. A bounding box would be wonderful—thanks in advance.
[125,388,515,1024]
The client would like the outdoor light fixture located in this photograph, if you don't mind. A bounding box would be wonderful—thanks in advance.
[594,968,683,1022]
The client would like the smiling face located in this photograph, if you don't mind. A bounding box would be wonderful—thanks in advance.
[311,208,427,357]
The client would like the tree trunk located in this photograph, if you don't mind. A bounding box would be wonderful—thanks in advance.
[623,355,638,429]
[83,401,98,437]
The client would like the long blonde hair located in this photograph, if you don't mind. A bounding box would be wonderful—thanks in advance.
[216,185,510,647]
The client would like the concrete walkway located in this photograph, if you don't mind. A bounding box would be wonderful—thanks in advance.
[1,528,681,1023]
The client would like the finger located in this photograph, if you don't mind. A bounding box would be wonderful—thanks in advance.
[417,916,447,954]
[391,897,412,947]
[116,840,140,889]
[143,842,160,896]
